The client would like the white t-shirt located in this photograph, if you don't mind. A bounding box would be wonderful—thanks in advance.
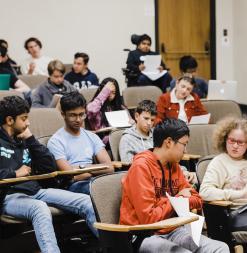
[21,55,53,76]
[177,99,188,123]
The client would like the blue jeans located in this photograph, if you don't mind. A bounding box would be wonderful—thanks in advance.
[2,188,98,253]
[68,179,91,195]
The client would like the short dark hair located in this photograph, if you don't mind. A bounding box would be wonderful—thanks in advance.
[153,118,190,148]
[135,100,157,116]
[60,91,87,112]
[137,34,152,46]
[0,46,7,57]
[0,39,8,48]
[179,55,198,72]
[0,96,30,125]
[74,52,89,64]
[24,37,42,50]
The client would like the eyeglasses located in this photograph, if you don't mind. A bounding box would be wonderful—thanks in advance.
[176,140,187,149]
[67,112,87,120]
[227,137,246,147]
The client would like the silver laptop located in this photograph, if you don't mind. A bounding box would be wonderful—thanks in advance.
[207,80,237,101]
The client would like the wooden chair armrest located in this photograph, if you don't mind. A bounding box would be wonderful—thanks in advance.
[0,164,111,185]
[182,154,201,160]
[94,216,199,232]
[93,127,116,134]
[0,172,58,185]
[207,200,233,207]
[57,164,110,176]
[127,106,137,110]
[111,161,131,169]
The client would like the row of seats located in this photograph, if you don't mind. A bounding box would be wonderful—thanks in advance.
[0,85,243,125]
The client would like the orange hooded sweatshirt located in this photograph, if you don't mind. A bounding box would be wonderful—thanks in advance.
[119,150,202,234]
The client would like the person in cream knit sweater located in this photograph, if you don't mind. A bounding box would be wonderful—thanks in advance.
[200,117,247,207]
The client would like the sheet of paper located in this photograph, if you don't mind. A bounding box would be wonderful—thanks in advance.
[105,110,131,128]
[189,113,211,124]
[187,212,205,247]
[166,193,189,217]
[166,193,204,247]
[141,55,167,81]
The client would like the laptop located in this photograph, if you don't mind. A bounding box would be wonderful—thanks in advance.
[207,80,237,101]
[0,74,10,90]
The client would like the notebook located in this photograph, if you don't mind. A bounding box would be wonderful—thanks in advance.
[105,110,132,128]
[0,74,10,90]
[207,80,237,101]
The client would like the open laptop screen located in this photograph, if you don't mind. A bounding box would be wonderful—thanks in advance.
[0,74,10,90]
[207,80,237,101]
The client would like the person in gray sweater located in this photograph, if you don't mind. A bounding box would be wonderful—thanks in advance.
[119,100,156,163]
[31,60,76,108]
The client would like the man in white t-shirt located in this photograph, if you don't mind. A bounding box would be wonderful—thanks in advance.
[21,37,52,76]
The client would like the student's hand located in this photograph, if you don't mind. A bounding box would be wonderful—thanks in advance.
[183,171,195,183]
[17,128,32,140]
[158,66,164,72]
[139,63,145,71]
[240,185,247,198]
[74,173,92,181]
[15,165,32,177]
[177,188,193,197]
[28,62,36,74]
[105,81,116,92]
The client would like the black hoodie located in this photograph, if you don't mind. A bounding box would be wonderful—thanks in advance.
[0,127,57,195]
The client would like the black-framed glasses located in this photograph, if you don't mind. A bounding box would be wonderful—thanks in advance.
[176,140,187,149]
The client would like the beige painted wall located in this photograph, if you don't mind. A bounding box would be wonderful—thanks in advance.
[232,0,247,104]
[216,0,247,104]
[1,0,155,90]
[216,0,234,80]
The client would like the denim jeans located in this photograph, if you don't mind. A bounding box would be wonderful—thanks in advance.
[139,226,229,253]
[68,179,91,195]
[2,188,98,253]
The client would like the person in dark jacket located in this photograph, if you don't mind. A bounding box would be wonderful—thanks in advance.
[0,39,21,75]
[64,52,99,89]
[0,96,97,253]
[126,34,172,92]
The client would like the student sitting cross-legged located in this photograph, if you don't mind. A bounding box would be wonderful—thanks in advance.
[120,118,229,253]
[47,91,113,195]
[0,96,97,253]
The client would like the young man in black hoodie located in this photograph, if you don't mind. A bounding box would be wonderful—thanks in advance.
[0,96,97,253]
[126,34,172,92]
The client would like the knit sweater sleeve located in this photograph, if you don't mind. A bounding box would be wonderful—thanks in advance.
[86,86,111,114]
[199,155,245,201]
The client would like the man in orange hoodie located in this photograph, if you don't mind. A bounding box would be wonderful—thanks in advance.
[120,118,229,253]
